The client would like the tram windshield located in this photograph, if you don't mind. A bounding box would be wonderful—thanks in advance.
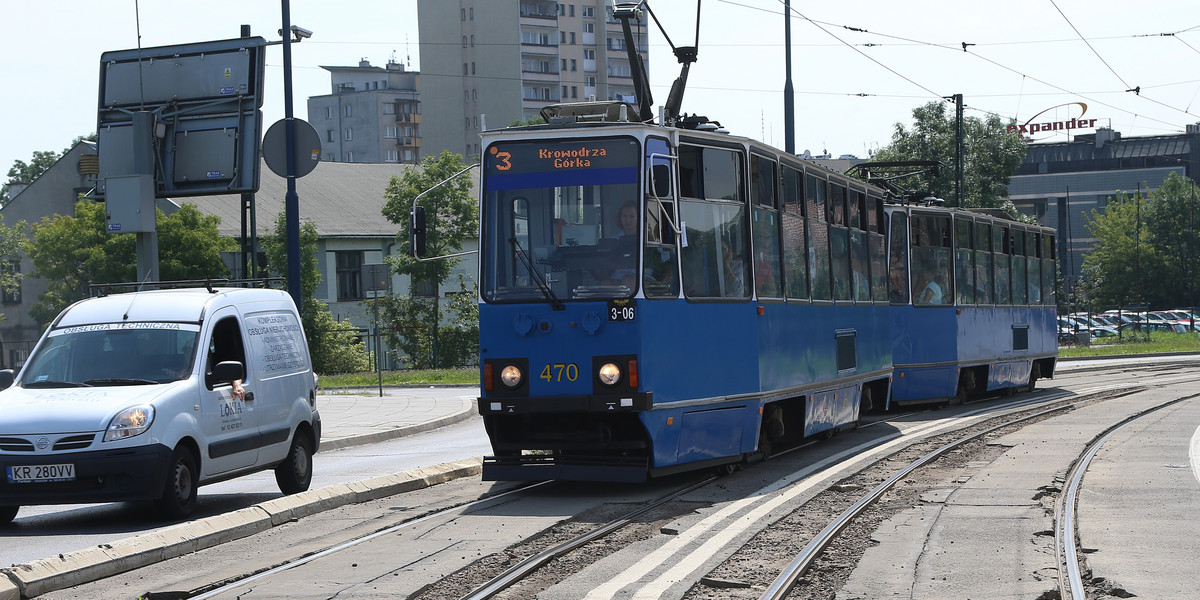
[481,137,641,303]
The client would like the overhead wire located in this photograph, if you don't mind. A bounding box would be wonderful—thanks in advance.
[713,0,1199,131]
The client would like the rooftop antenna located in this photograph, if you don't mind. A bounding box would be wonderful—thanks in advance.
[405,34,412,68]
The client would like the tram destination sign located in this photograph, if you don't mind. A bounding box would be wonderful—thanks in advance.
[485,138,638,175]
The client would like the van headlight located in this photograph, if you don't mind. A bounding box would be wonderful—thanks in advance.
[104,405,155,442]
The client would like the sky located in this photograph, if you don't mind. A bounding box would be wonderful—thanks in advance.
[3,0,1199,177]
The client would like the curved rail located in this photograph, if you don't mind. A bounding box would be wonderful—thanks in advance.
[759,404,1075,600]
[458,476,716,600]
[1055,394,1196,600]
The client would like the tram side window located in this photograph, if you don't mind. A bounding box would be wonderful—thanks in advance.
[1012,229,1028,305]
[975,221,994,305]
[679,146,749,299]
[994,226,1012,305]
[868,194,887,301]
[806,174,832,300]
[645,137,679,299]
[781,166,809,300]
[751,155,782,298]
[1027,231,1041,305]
[830,225,851,301]
[681,202,749,298]
[955,218,974,306]
[887,211,909,304]
[910,214,952,306]
[1042,234,1056,306]
[847,191,870,302]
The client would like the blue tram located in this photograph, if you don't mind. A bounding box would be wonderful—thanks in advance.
[467,100,1054,483]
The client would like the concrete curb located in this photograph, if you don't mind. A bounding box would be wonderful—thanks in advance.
[0,457,483,599]
[320,402,477,451]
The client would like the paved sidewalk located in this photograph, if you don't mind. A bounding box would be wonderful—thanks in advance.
[317,386,480,450]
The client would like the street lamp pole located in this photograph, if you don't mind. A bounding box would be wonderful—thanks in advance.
[281,0,303,314]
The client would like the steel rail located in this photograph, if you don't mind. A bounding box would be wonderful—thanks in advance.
[759,403,1077,600]
[458,476,717,600]
[1055,393,1198,600]
[187,481,551,600]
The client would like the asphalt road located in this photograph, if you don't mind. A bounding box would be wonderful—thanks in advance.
[0,415,490,567]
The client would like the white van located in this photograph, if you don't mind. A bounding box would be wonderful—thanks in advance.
[0,287,321,523]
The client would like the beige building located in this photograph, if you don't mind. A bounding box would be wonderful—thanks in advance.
[418,0,650,160]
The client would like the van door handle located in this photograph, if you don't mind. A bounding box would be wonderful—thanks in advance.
[244,391,255,401]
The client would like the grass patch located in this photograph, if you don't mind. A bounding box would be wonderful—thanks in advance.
[1059,332,1200,357]
[318,367,477,388]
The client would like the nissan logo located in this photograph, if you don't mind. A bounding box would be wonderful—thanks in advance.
[35,436,50,450]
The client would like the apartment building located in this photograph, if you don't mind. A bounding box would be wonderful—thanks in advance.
[418,0,650,160]
[306,59,422,164]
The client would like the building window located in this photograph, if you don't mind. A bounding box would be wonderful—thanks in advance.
[561,58,567,71]
[463,36,468,47]
[413,278,436,297]
[471,35,475,46]
[463,63,468,75]
[570,32,576,44]
[383,103,395,115]
[583,22,594,33]
[472,89,478,101]
[325,106,333,119]
[327,130,335,143]
[469,7,473,19]
[569,4,575,17]
[344,128,353,141]
[461,8,466,20]
[585,76,596,86]
[572,85,578,99]
[1,261,20,304]
[384,125,397,138]
[385,149,398,162]
[583,6,594,17]
[345,151,354,162]
[471,62,476,74]
[571,59,577,71]
[344,104,352,117]
[584,49,595,60]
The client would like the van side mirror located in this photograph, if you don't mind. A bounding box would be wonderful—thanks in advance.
[411,206,427,259]
[207,361,245,389]
[0,369,13,391]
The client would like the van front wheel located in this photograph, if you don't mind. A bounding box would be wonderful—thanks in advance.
[155,446,198,520]
[275,433,313,495]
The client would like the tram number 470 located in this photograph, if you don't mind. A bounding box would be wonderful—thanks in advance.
[541,363,579,382]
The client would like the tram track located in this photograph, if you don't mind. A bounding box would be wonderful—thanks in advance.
[1055,391,1200,600]
[39,364,1200,600]
[414,383,1142,600]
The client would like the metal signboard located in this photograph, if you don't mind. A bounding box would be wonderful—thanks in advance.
[97,36,267,198]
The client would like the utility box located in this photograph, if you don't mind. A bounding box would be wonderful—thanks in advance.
[104,174,156,233]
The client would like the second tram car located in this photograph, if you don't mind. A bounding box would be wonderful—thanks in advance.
[466,102,1056,482]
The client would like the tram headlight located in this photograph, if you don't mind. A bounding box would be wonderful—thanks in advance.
[598,362,622,387]
[500,365,523,389]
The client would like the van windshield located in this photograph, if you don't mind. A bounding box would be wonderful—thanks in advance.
[20,323,202,387]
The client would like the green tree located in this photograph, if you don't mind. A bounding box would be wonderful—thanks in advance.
[1083,173,1200,309]
[260,211,370,375]
[871,101,1027,211]
[379,150,479,369]
[0,216,29,325]
[26,201,235,324]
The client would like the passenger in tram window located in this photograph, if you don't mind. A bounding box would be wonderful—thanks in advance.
[602,201,639,287]
[722,239,745,295]
[915,271,944,305]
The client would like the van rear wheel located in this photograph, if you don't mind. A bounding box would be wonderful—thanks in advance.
[155,446,198,520]
[0,505,18,525]
[275,433,313,495]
